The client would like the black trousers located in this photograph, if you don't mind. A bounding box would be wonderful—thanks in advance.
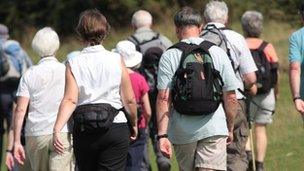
[73,123,130,171]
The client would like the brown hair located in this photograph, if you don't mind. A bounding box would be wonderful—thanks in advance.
[76,9,110,45]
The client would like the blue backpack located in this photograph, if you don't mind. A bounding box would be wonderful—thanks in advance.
[0,40,31,90]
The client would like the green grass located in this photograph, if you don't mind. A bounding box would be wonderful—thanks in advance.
[2,20,304,171]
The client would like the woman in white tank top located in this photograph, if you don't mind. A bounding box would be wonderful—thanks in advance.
[52,9,138,171]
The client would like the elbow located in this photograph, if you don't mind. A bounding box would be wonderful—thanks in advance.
[243,73,257,88]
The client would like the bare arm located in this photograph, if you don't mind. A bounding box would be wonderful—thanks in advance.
[13,96,29,164]
[13,97,29,144]
[53,64,78,133]
[289,62,301,99]
[120,60,137,127]
[223,90,238,133]
[289,62,304,114]
[243,72,257,91]
[156,89,172,158]
[156,89,171,135]
[141,93,151,123]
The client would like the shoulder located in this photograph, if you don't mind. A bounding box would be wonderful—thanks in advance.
[158,34,173,47]
[289,27,304,41]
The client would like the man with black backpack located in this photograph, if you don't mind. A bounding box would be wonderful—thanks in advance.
[202,1,258,171]
[128,10,172,171]
[157,7,238,171]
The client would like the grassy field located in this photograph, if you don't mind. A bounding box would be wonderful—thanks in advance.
[1,20,304,171]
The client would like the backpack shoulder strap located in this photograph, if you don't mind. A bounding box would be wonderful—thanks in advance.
[198,40,214,53]
[169,42,199,69]
[128,35,140,45]
[258,41,268,52]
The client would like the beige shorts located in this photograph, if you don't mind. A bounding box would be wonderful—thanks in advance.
[174,135,227,171]
[25,132,75,171]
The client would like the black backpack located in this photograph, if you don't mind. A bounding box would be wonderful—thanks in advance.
[250,41,278,94]
[128,34,167,100]
[170,41,224,115]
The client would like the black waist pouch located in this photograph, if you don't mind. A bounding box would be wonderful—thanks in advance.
[73,103,120,133]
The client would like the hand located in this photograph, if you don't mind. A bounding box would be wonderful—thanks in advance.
[5,151,14,170]
[13,142,25,165]
[247,84,257,96]
[130,125,138,141]
[226,131,234,145]
[159,138,172,159]
[294,99,304,114]
[53,132,64,154]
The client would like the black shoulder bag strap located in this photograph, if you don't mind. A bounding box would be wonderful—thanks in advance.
[169,42,199,69]
[258,41,268,52]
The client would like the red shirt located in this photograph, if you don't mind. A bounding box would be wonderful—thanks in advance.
[129,71,150,128]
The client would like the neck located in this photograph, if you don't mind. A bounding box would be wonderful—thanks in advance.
[177,26,200,40]
[127,68,134,73]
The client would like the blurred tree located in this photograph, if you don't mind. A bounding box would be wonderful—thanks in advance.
[0,0,302,38]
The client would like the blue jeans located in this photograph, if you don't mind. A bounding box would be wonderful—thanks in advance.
[126,128,147,171]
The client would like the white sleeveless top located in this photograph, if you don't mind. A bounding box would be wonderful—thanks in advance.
[68,45,127,123]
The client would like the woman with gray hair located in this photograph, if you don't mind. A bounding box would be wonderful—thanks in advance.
[242,10,279,171]
[13,27,74,171]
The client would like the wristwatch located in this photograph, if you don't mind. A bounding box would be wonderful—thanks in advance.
[293,96,301,102]
[157,134,168,141]
[6,149,13,153]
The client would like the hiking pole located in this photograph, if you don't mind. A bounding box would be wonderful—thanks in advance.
[249,121,256,171]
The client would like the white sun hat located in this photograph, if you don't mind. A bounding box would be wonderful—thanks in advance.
[112,40,142,68]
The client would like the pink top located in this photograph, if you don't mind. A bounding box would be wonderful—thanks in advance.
[129,72,150,128]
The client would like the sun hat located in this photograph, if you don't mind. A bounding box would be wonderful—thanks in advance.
[112,40,142,68]
[0,24,9,40]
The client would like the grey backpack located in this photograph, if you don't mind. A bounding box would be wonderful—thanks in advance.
[201,24,237,72]
[128,34,167,98]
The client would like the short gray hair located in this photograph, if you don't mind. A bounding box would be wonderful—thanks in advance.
[204,1,228,24]
[241,11,263,38]
[32,27,60,57]
[174,7,202,28]
[131,10,152,29]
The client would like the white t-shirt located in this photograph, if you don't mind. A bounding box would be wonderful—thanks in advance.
[68,45,127,123]
[16,57,68,136]
[205,22,258,99]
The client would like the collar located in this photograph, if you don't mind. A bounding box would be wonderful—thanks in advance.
[135,27,153,34]
[82,44,105,53]
[205,22,226,29]
[181,37,203,44]
[38,56,58,64]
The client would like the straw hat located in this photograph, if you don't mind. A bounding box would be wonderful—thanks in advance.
[112,40,142,68]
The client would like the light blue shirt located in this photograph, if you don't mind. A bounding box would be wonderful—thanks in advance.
[289,27,304,97]
[157,37,239,144]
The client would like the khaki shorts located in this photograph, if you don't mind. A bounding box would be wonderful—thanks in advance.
[227,100,249,171]
[174,136,227,171]
[25,132,75,171]
[250,88,275,124]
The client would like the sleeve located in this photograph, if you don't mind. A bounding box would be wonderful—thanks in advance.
[157,50,179,90]
[288,34,302,63]
[16,73,30,98]
[210,46,239,92]
[237,36,258,74]
[264,43,279,63]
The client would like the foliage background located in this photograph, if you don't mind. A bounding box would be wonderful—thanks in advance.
[0,0,303,38]
[1,0,304,171]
